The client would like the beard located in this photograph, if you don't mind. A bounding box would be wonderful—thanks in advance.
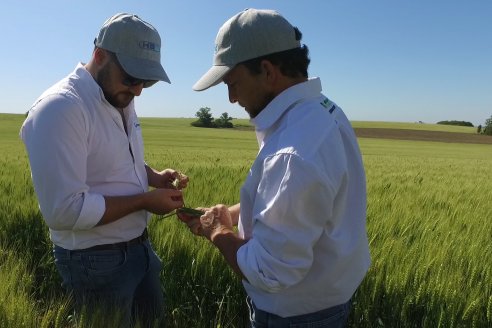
[246,92,275,119]
[96,64,134,109]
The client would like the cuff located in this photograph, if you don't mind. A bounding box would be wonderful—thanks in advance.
[73,192,106,230]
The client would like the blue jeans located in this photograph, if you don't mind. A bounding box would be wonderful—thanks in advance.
[247,297,351,328]
[53,239,165,327]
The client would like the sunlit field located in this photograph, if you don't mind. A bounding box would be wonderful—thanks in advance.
[351,120,477,133]
[0,113,491,327]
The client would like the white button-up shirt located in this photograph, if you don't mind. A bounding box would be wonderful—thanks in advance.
[237,78,371,317]
[20,64,149,250]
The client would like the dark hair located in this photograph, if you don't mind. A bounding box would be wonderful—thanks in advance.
[241,44,311,78]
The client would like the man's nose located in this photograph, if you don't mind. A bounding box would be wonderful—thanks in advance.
[228,86,237,104]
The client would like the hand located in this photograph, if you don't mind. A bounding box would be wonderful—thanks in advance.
[199,205,233,241]
[177,207,209,235]
[148,168,189,189]
[166,169,189,190]
[144,188,184,215]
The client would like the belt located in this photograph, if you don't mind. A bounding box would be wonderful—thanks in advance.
[82,228,148,251]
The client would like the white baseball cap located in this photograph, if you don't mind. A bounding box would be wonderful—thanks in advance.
[193,8,300,91]
[95,13,170,83]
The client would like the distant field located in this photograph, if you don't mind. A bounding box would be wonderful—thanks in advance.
[351,120,477,133]
[210,117,491,144]
[228,118,480,133]
[355,128,492,144]
[1,113,491,327]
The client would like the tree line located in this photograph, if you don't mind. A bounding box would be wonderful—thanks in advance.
[192,107,234,128]
[431,116,492,135]
[191,108,492,135]
[436,120,474,127]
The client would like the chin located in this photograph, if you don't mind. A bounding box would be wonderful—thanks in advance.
[244,108,254,118]
[110,94,134,109]
[246,107,263,119]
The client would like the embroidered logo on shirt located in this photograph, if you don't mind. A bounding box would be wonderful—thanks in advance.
[320,98,330,108]
[321,98,336,114]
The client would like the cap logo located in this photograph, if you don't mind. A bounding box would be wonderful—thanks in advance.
[139,41,160,52]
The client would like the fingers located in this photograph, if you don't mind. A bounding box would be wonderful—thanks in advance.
[177,204,230,238]
[177,173,189,189]
[206,204,233,229]
[189,219,203,236]
[210,204,228,218]
[166,188,183,203]
[160,188,184,210]
[200,210,216,229]
[177,207,212,237]
[168,170,189,190]
[179,216,202,236]
[176,210,192,223]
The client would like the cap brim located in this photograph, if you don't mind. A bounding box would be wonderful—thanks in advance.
[117,53,171,83]
[193,65,232,91]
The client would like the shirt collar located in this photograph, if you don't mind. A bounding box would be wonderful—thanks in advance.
[251,77,322,143]
[74,63,102,97]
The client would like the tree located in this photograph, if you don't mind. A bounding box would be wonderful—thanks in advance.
[477,125,482,134]
[436,120,473,127]
[215,112,234,128]
[483,115,492,135]
[193,107,216,127]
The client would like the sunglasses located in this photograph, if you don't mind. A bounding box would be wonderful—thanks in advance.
[108,51,157,88]
[121,75,157,88]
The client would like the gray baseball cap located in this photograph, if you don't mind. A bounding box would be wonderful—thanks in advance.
[95,13,170,83]
[193,8,300,91]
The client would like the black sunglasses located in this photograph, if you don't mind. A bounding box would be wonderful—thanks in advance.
[108,51,157,88]
[121,74,157,88]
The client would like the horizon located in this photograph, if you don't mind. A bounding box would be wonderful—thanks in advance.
[0,112,481,130]
[1,1,491,126]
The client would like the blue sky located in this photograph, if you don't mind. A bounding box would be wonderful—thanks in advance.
[2,1,491,126]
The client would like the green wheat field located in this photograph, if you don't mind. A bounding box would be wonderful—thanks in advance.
[0,113,491,327]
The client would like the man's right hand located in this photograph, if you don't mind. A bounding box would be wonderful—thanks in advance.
[98,188,184,226]
[144,188,184,214]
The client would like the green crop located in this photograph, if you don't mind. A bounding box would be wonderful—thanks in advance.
[1,114,491,327]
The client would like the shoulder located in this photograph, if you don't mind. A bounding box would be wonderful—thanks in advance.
[22,88,88,141]
[29,68,98,122]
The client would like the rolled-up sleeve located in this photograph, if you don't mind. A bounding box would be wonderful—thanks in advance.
[237,153,337,292]
[21,95,105,231]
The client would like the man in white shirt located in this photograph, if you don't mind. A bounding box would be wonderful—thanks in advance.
[20,13,185,327]
[179,9,371,327]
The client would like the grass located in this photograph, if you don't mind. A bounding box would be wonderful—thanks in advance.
[0,113,491,327]
[358,151,491,327]
[358,137,492,159]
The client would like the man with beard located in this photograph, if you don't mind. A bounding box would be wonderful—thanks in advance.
[20,13,185,326]
[179,8,371,328]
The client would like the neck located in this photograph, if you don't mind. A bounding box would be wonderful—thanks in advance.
[273,76,308,96]
[85,60,96,78]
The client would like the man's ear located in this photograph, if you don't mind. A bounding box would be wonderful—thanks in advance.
[93,48,109,65]
[260,60,278,84]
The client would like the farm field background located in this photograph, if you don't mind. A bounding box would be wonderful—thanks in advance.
[0,113,491,327]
